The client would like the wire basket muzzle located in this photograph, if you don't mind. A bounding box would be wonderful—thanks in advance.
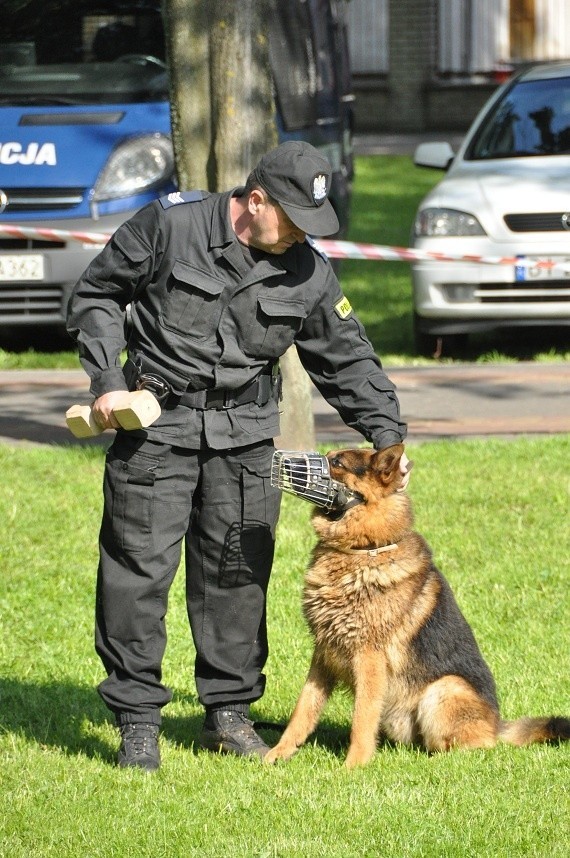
[271,450,362,510]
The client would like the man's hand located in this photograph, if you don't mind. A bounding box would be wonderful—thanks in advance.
[397,451,413,492]
[91,390,132,430]
[66,389,162,438]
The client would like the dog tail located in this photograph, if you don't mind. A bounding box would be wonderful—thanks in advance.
[499,716,570,746]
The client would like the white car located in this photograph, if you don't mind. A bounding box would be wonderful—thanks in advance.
[411,61,570,356]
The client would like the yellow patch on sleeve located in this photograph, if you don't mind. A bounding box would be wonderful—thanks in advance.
[334,296,353,319]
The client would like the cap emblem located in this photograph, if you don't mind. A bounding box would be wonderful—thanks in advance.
[312,174,328,203]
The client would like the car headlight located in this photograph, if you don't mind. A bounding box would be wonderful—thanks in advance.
[414,208,486,237]
[92,133,174,201]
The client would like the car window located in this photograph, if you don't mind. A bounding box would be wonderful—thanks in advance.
[465,75,570,160]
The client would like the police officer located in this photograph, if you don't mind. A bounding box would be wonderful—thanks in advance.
[67,141,409,771]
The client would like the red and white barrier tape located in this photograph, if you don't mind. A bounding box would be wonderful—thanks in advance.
[0,223,111,246]
[316,240,570,272]
[1,223,569,272]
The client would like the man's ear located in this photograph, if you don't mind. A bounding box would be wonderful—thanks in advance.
[248,188,266,215]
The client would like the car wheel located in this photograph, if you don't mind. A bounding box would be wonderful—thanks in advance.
[413,314,468,358]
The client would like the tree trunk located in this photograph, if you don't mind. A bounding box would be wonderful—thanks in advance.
[163,0,211,189]
[275,346,316,451]
[209,0,277,186]
[162,0,316,450]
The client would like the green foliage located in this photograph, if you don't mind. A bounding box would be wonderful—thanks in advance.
[0,347,79,370]
[1,437,569,857]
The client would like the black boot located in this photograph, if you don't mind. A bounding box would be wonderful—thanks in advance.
[117,722,161,771]
[199,705,269,758]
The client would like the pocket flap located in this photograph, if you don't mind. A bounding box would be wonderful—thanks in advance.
[258,296,306,318]
[172,260,225,296]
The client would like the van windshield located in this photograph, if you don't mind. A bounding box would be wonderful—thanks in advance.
[1,0,168,106]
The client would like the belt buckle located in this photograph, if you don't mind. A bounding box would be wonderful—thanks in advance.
[206,389,230,410]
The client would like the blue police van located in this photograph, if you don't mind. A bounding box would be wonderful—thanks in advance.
[0,0,353,332]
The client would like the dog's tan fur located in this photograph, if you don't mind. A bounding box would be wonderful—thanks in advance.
[265,445,570,768]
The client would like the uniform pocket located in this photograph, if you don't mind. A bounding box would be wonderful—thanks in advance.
[105,446,160,554]
[240,446,281,536]
[160,260,225,336]
[112,224,153,264]
[217,443,281,589]
[247,294,306,357]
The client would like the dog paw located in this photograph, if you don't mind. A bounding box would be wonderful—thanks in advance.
[263,749,279,764]
[344,748,375,769]
[264,745,293,764]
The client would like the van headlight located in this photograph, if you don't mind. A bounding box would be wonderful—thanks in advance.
[92,133,174,201]
[414,207,486,237]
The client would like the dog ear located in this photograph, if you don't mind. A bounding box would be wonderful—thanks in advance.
[371,444,404,484]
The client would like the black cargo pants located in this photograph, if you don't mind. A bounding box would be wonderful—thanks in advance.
[95,433,281,725]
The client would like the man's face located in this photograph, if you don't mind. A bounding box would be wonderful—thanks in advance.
[247,194,306,254]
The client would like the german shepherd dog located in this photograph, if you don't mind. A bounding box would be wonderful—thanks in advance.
[265,444,570,768]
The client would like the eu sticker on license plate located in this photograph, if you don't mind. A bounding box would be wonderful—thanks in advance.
[0,254,45,282]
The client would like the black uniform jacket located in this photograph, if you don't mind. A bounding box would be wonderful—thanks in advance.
[67,189,407,451]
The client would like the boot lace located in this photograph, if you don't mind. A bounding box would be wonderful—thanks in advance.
[223,711,264,748]
[121,723,159,757]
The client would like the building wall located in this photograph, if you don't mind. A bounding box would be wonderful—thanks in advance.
[351,0,497,132]
[349,0,570,133]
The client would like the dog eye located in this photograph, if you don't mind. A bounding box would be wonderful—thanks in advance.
[330,456,344,469]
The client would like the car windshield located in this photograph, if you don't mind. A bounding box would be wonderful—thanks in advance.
[1,0,167,106]
[465,74,570,160]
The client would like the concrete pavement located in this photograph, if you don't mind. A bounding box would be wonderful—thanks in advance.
[311,362,570,444]
[0,363,568,448]
[353,131,465,156]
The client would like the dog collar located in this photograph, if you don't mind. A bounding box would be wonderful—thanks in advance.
[335,543,398,556]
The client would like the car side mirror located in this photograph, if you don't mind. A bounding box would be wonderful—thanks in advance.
[413,142,455,170]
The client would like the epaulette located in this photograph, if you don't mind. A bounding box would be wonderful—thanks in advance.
[159,190,205,209]
[305,235,329,261]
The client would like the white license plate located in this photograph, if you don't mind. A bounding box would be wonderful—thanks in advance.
[0,254,45,281]
[514,256,570,281]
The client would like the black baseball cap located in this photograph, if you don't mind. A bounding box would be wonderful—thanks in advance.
[252,141,339,236]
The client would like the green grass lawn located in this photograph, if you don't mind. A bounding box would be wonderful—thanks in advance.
[0,154,568,369]
[1,437,569,857]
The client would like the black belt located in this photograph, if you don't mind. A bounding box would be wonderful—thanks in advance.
[176,371,279,411]
[124,357,281,411]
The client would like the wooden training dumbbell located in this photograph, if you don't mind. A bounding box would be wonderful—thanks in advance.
[65,389,162,438]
